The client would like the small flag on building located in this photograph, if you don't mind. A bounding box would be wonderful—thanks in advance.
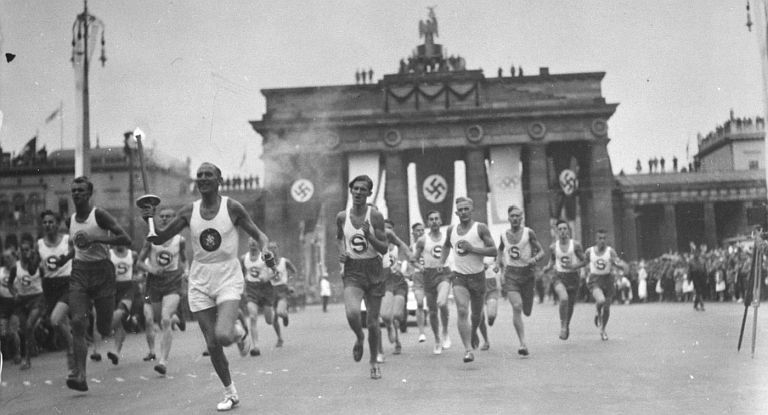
[45,104,62,123]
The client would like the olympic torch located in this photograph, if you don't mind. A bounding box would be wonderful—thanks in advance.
[133,127,160,238]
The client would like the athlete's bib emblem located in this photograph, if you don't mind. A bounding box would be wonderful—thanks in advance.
[350,234,368,253]
[422,174,448,204]
[46,256,59,271]
[595,259,607,271]
[508,246,521,260]
[117,263,129,275]
[200,228,222,252]
[73,231,90,249]
[430,245,442,259]
[249,267,260,279]
[559,256,571,266]
[157,251,173,267]
[455,240,469,256]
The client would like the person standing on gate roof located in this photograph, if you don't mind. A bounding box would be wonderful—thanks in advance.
[140,162,270,411]
[62,176,133,392]
[336,175,389,379]
[412,210,453,354]
[543,220,587,341]
[439,197,498,363]
[495,205,545,355]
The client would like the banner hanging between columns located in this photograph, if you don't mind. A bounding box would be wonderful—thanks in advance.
[413,152,455,226]
[347,153,387,217]
[488,146,523,226]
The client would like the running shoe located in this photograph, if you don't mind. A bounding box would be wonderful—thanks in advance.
[216,394,240,411]
[376,353,385,363]
[143,353,156,362]
[594,313,601,328]
[463,351,474,363]
[370,366,382,380]
[418,333,427,343]
[442,335,452,349]
[89,352,101,362]
[352,341,364,362]
[433,344,443,355]
[393,341,402,355]
[154,363,167,375]
[471,331,480,350]
[283,315,289,327]
[488,316,496,327]
[107,352,119,365]
[480,342,490,351]
[518,347,529,356]
[275,338,284,348]
[600,332,608,341]
[177,316,186,331]
[559,327,569,341]
[250,347,261,357]
[66,376,88,392]
[202,349,210,357]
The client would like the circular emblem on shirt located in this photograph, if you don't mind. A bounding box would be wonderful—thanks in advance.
[200,228,222,252]
[430,245,442,259]
[73,231,91,249]
[455,240,469,256]
[157,251,173,266]
[45,256,59,271]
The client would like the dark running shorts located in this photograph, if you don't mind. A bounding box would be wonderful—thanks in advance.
[273,284,291,301]
[147,270,184,303]
[43,277,70,311]
[245,280,274,308]
[15,294,44,316]
[115,281,138,306]
[343,257,384,297]
[385,269,408,297]
[70,259,116,302]
[423,267,452,297]
[452,271,486,296]
[503,266,535,316]
[552,271,580,294]
[587,274,616,301]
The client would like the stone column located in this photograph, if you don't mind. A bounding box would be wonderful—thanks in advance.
[464,147,488,224]
[585,140,616,246]
[384,151,410,241]
[703,202,717,249]
[661,203,678,252]
[621,204,638,260]
[525,144,552,250]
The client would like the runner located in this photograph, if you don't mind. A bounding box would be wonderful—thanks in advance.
[241,238,273,357]
[0,250,21,365]
[137,207,188,374]
[584,229,627,341]
[407,222,427,342]
[336,175,388,379]
[140,162,270,411]
[496,205,545,355]
[267,241,297,348]
[543,220,586,341]
[107,245,138,365]
[38,210,75,375]
[62,176,133,392]
[379,219,411,360]
[477,258,500,351]
[412,210,452,354]
[439,198,497,363]
[8,238,43,370]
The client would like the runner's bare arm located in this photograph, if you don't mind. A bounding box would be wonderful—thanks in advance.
[179,237,187,271]
[93,208,132,247]
[366,209,389,255]
[143,203,191,245]
[411,236,425,264]
[469,223,498,257]
[228,199,269,250]
[439,226,454,268]
[136,240,155,275]
[336,211,348,263]
[527,229,546,265]
[542,243,557,272]
[495,237,505,272]
[570,242,587,269]
[385,229,412,257]
[285,259,298,277]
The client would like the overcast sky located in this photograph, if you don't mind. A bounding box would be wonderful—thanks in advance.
[0,0,764,180]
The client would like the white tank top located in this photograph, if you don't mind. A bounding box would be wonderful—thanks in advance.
[14,260,43,296]
[271,257,288,286]
[382,245,399,270]
[190,196,238,264]
[588,246,613,275]
[243,252,268,283]
[70,208,110,262]
[111,249,134,282]
[555,240,577,273]
[0,267,12,298]
[450,222,485,275]
[503,227,533,267]
[343,207,378,260]
[422,232,445,269]
[149,235,182,272]
[38,235,72,278]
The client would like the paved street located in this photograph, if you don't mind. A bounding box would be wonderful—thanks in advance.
[1,300,767,414]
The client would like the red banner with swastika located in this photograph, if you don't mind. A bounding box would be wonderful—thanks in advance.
[413,150,456,225]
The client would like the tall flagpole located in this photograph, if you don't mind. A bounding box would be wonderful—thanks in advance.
[59,101,64,150]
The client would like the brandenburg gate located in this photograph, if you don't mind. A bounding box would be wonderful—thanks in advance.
[251,11,619,283]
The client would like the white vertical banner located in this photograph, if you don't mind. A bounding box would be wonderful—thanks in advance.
[407,163,422,235]
[347,152,387,217]
[488,146,524,225]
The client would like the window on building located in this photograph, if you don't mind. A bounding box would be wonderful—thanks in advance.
[749,160,760,170]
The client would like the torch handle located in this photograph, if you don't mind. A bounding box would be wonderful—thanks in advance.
[147,217,158,238]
